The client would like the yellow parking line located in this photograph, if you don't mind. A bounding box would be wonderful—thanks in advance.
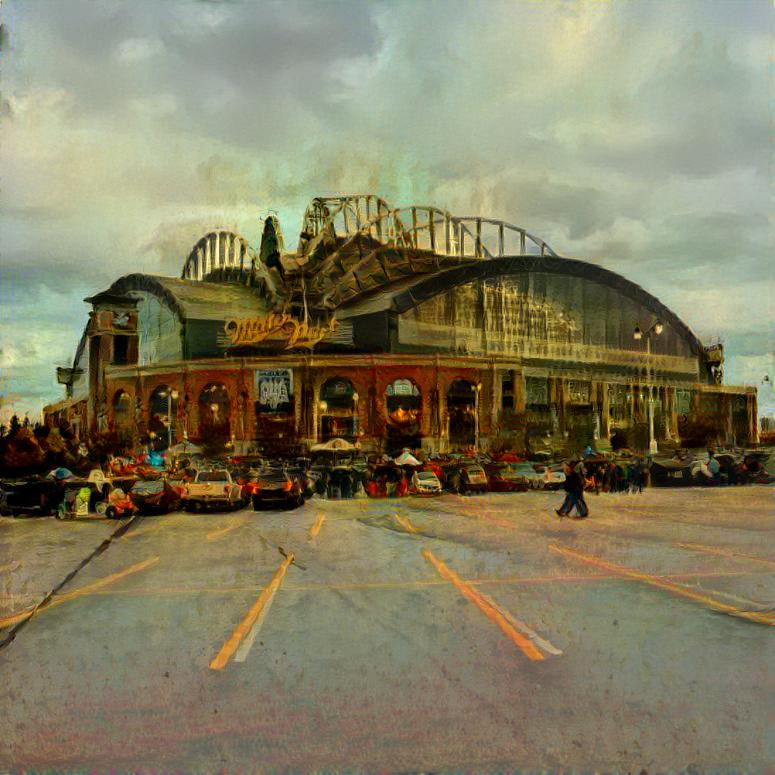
[395,513,419,534]
[676,542,775,568]
[209,553,294,670]
[422,548,545,661]
[206,518,247,542]
[549,545,774,626]
[123,523,167,540]
[0,561,21,575]
[0,556,160,629]
[309,514,325,539]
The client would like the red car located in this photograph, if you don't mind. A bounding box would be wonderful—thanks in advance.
[485,463,530,492]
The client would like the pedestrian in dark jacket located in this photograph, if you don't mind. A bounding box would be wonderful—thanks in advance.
[556,461,589,518]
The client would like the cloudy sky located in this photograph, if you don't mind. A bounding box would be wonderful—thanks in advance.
[1,0,772,419]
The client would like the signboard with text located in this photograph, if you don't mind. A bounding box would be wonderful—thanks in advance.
[255,369,294,411]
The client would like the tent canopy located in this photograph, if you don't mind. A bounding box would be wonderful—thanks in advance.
[394,449,421,466]
[168,441,205,456]
[310,437,356,452]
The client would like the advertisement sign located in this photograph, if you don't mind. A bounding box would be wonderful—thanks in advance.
[256,369,293,411]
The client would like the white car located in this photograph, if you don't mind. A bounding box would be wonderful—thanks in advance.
[510,462,566,489]
[411,469,442,495]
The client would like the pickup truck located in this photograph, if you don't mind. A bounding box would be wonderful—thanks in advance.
[184,469,245,512]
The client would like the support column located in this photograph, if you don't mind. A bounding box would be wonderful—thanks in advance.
[489,363,499,443]
[747,392,759,444]
[601,382,611,439]
[513,369,526,413]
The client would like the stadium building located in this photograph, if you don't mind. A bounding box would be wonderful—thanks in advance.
[44,194,759,455]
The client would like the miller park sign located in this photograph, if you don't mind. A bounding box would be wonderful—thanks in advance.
[224,312,339,350]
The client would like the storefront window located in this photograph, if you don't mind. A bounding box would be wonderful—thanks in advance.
[255,369,294,446]
[447,379,477,447]
[320,378,358,441]
[148,384,178,449]
[385,378,421,452]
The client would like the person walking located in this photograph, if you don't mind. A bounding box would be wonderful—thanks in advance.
[556,461,589,519]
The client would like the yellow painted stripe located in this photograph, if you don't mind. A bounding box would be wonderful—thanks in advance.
[20,568,757,601]
[123,522,167,540]
[0,556,160,629]
[676,542,775,568]
[422,548,545,661]
[309,514,325,539]
[206,518,246,541]
[0,561,21,575]
[209,553,294,670]
[395,513,419,534]
[549,545,774,626]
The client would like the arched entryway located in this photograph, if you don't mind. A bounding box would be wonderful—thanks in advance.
[198,383,231,445]
[148,384,178,450]
[112,390,134,444]
[384,378,422,454]
[447,379,478,448]
[319,378,358,441]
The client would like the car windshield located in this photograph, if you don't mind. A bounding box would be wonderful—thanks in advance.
[197,471,228,482]
[466,466,485,475]
[131,481,164,494]
[417,471,436,480]
[258,470,288,483]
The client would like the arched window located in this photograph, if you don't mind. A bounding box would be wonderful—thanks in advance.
[319,378,358,441]
[198,383,231,444]
[112,390,134,442]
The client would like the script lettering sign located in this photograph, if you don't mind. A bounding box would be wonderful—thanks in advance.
[224,313,339,349]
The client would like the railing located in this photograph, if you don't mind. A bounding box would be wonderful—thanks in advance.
[181,230,253,281]
[297,197,557,267]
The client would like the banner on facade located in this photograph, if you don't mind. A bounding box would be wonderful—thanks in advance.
[256,369,293,410]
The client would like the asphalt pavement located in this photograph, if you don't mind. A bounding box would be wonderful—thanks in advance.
[0,487,772,771]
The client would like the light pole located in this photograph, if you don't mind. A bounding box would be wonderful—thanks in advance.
[474,382,481,454]
[167,389,179,450]
[634,320,663,454]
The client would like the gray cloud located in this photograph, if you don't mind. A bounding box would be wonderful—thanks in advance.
[0,0,772,416]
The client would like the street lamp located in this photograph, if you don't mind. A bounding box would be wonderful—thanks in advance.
[634,320,663,454]
[474,382,482,454]
[167,389,179,449]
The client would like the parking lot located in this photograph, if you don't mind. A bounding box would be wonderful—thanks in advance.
[1,487,772,771]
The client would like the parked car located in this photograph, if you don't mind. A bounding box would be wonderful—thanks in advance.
[534,463,566,490]
[249,469,305,510]
[411,469,443,496]
[184,469,245,511]
[0,477,62,518]
[129,479,186,515]
[459,464,489,494]
[485,463,530,492]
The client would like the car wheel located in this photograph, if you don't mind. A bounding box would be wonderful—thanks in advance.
[536,480,545,490]
[105,505,117,519]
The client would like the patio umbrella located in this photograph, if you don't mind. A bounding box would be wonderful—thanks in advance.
[310,437,356,452]
[47,467,75,480]
[394,449,421,466]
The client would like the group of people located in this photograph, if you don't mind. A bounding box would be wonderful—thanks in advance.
[555,457,650,519]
